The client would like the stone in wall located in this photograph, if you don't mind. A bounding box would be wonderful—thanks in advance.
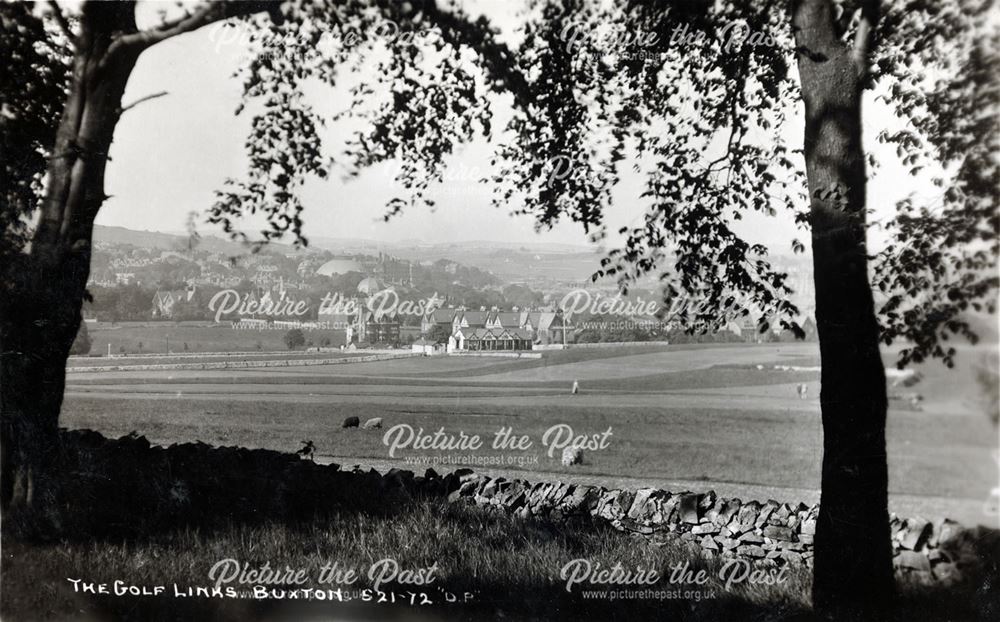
[50,429,972,586]
[427,466,970,582]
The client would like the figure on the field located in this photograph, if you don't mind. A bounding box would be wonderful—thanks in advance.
[297,440,316,461]
[572,380,579,395]
[797,383,808,400]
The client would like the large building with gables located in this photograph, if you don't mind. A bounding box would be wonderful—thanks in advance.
[422,306,570,352]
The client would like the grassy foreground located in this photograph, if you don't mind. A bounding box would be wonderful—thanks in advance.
[2,498,814,621]
[4,497,994,622]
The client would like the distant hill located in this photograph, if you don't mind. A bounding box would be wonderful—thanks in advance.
[309,237,604,283]
[93,225,292,255]
[308,236,592,255]
[92,225,817,291]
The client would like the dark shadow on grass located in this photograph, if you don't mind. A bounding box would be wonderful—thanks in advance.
[2,430,997,622]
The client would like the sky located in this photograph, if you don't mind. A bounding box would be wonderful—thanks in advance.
[94,0,938,253]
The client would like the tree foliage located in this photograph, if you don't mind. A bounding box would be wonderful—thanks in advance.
[425,323,451,344]
[4,2,993,369]
[208,0,519,247]
[283,327,305,350]
[868,1,999,367]
[68,321,91,356]
[0,1,994,615]
[0,2,71,261]
[205,0,995,368]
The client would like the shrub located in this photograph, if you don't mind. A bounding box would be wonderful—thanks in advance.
[283,328,305,350]
[69,322,91,355]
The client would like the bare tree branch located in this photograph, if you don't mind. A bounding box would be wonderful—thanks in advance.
[120,90,168,113]
[109,0,280,57]
[46,0,75,47]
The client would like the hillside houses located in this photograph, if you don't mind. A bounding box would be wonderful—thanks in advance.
[371,252,413,287]
[359,309,401,344]
[518,311,567,345]
[420,308,457,334]
[316,307,400,345]
[724,315,818,343]
[316,283,402,345]
[151,287,196,319]
[88,269,117,288]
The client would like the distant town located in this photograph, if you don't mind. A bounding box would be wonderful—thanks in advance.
[79,225,818,353]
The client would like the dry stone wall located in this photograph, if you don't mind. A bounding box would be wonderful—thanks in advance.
[53,430,964,584]
[423,469,963,583]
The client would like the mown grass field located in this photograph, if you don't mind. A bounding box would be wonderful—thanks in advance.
[85,322,353,355]
[67,351,374,368]
[5,342,994,621]
[60,343,999,525]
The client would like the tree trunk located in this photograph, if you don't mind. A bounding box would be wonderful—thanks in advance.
[0,2,139,530]
[791,1,894,618]
[1,0,277,532]
[0,268,81,533]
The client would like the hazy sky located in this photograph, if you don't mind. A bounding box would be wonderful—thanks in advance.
[96,1,937,252]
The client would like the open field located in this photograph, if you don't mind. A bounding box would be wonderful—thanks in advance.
[84,322,353,355]
[66,351,376,368]
[62,343,999,527]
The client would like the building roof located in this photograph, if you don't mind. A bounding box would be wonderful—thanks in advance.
[316,258,364,277]
[362,309,398,323]
[486,310,521,327]
[152,290,187,304]
[426,308,457,323]
[458,327,533,341]
[456,310,488,327]
[504,328,534,340]
[357,277,384,295]
[523,311,561,331]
